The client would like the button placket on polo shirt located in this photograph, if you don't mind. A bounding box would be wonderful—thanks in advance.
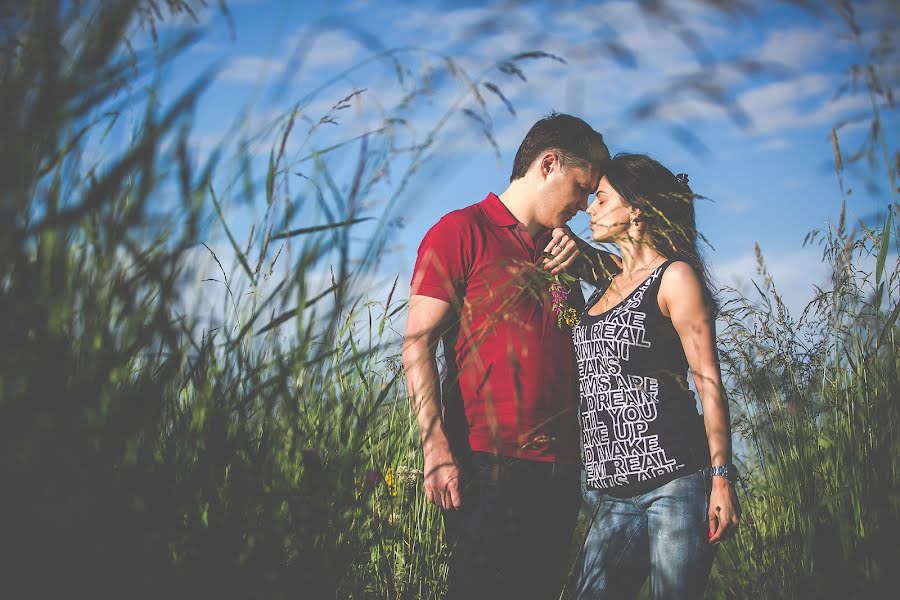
[510,223,539,262]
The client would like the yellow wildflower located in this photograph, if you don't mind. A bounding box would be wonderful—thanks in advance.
[384,467,397,496]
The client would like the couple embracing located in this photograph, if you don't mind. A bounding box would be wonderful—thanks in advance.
[402,113,740,600]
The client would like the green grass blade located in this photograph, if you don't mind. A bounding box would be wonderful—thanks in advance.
[273,217,373,240]
[209,184,254,282]
[266,148,275,207]
[255,283,338,336]
[875,207,892,286]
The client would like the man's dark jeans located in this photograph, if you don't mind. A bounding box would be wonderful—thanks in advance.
[443,451,581,600]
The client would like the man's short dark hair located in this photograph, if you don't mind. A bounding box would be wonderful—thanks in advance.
[509,112,610,182]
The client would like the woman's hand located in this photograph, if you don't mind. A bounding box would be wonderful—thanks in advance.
[707,478,740,545]
[543,227,581,274]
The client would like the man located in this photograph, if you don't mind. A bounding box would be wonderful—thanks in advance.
[402,113,615,599]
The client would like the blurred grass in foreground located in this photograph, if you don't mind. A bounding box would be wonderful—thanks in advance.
[0,1,449,597]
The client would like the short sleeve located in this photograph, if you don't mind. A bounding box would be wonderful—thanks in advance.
[410,212,473,304]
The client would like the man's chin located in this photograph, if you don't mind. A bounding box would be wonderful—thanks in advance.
[539,215,573,230]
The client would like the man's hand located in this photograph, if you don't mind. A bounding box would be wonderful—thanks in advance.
[707,479,740,545]
[423,444,462,509]
[542,227,581,274]
[544,226,621,284]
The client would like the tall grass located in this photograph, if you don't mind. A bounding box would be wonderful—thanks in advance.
[709,206,898,598]
[0,1,497,597]
[708,3,898,595]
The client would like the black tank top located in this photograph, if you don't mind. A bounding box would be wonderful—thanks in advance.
[572,260,708,497]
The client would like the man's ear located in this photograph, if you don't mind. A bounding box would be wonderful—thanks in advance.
[538,152,558,179]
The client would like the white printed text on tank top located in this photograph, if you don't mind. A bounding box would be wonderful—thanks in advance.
[573,266,684,490]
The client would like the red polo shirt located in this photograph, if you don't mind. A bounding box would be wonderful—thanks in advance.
[410,193,581,463]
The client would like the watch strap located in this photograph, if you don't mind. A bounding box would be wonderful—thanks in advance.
[706,464,738,484]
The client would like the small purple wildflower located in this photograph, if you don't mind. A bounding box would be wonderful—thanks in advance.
[550,282,576,328]
[365,469,381,490]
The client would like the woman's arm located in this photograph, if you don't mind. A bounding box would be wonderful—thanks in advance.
[659,261,740,545]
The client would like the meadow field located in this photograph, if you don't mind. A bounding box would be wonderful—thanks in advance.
[1,1,897,598]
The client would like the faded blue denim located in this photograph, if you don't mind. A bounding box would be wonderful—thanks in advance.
[572,470,716,599]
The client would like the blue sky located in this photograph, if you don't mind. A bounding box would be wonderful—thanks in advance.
[140,0,898,320]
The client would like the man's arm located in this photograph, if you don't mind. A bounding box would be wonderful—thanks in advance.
[542,226,622,284]
[402,294,462,510]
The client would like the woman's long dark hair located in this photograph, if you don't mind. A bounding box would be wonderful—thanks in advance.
[604,153,718,313]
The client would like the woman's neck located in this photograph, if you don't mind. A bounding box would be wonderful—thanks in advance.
[617,239,665,279]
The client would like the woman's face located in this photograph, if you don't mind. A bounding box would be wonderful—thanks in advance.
[586,176,634,243]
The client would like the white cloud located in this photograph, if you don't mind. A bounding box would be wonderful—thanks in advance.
[399,5,483,33]
[206,0,872,169]
[738,74,870,135]
[714,246,829,316]
[714,241,895,323]
[290,29,369,71]
[223,27,381,91]
[221,55,285,83]
[741,74,830,109]
[756,27,831,68]
[783,177,811,190]
[435,104,545,156]
[553,3,703,76]
[192,40,223,54]
[444,7,503,43]
[367,2,739,154]
[722,200,753,213]
[758,137,790,151]
[652,96,730,122]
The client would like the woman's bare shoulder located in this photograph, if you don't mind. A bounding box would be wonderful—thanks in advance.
[661,260,699,285]
[658,260,704,316]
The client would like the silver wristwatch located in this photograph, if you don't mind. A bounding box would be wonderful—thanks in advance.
[707,464,738,484]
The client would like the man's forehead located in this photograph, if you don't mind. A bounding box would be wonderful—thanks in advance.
[572,165,603,188]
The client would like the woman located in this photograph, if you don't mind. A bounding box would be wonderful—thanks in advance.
[571,154,739,599]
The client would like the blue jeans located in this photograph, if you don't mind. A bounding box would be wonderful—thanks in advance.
[443,452,581,600]
[572,470,716,599]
